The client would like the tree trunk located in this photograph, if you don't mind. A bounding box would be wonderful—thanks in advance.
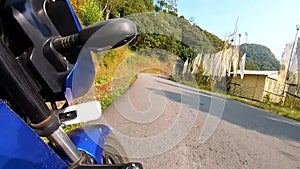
[105,8,110,20]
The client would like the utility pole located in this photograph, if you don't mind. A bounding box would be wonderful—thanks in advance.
[245,32,248,52]
[288,25,300,72]
[293,25,300,105]
[283,25,300,105]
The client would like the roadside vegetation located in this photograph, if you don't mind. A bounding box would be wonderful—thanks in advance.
[169,76,300,122]
[93,46,174,110]
[69,0,300,123]
[228,95,300,122]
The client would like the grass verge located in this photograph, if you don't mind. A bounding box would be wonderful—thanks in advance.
[98,74,137,110]
[169,76,300,122]
[227,95,300,122]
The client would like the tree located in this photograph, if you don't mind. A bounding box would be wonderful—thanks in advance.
[98,0,154,19]
[99,0,124,19]
[156,0,178,15]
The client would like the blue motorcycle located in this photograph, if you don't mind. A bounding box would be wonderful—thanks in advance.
[0,0,142,168]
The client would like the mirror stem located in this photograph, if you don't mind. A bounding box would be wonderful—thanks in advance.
[52,34,81,53]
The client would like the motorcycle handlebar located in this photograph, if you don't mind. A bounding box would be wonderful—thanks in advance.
[52,33,81,53]
[51,18,137,54]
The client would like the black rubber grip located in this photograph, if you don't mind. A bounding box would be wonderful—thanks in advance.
[52,33,81,53]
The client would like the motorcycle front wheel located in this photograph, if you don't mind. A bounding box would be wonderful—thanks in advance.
[102,134,129,164]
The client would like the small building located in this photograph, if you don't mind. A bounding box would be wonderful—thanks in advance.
[229,70,279,101]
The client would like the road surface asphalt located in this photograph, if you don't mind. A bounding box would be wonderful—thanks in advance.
[95,73,300,169]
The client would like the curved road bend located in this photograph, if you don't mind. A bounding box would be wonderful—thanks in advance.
[96,73,300,169]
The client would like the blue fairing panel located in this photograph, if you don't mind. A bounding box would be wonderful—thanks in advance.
[0,101,67,169]
[68,124,111,164]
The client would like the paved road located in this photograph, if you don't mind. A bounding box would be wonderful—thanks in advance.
[97,73,300,169]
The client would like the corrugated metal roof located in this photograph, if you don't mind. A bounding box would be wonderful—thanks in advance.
[233,70,278,76]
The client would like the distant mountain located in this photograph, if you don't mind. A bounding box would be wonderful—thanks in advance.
[240,44,280,70]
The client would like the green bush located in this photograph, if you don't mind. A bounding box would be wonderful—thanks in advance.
[95,75,112,85]
[78,0,103,26]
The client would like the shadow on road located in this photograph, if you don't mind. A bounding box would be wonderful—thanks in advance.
[148,78,300,142]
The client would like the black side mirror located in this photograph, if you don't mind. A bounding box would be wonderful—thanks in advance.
[79,18,137,51]
[52,18,137,53]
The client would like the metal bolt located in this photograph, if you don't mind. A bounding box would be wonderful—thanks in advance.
[127,163,139,169]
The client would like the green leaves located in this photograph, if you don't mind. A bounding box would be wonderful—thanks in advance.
[78,0,103,26]
[156,0,178,15]
[97,0,154,19]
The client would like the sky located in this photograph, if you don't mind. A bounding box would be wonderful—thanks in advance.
[177,0,300,61]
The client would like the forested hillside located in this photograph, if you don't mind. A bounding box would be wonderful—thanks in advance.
[70,0,225,62]
[70,0,279,71]
[240,43,280,70]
